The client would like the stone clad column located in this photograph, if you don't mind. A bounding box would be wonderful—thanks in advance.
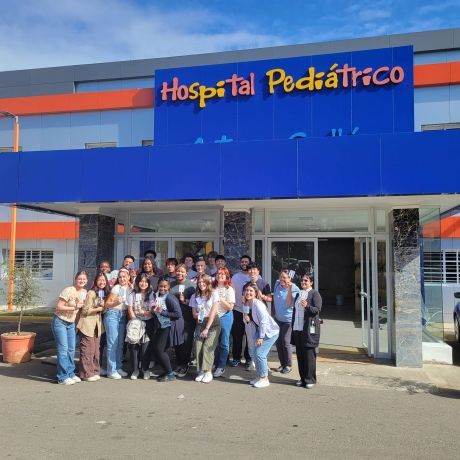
[78,214,115,281]
[223,211,251,273]
[391,209,422,367]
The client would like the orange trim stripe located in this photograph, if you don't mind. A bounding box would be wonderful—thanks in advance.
[0,62,458,117]
[414,62,460,87]
[0,88,153,116]
[0,222,79,240]
[423,216,460,238]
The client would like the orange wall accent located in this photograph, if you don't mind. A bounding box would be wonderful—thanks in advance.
[423,216,460,238]
[0,88,154,116]
[0,222,79,240]
[414,62,460,87]
[0,62,457,117]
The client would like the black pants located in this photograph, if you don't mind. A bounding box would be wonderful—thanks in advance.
[292,330,317,384]
[275,320,292,368]
[175,313,196,368]
[231,310,250,362]
[151,327,172,375]
[128,341,149,372]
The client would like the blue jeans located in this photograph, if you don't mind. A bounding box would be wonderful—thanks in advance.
[104,309,127,375]
[51,315,76,382]
[214,311,233,369]
[254,333,279,378]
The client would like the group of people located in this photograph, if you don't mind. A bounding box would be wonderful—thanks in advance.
[51,251,322,390]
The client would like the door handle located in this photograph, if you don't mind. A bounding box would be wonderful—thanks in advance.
[359,291,368,298]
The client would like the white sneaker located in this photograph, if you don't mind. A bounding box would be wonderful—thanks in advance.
[213,367,225,378]
[195,371,205,382]
[254,378,270,388]
[59,378,75,385]
[93,375,101,381]
[202,371,213,383]
[306,383,316,389]
[117,369,128,377]
[143,370,151,380]
[72,375,82,383]
[86,376,99,382]
[249,377,260,385]
[100,368,107,376]
[107,372,122,380]
[131,369,139,380]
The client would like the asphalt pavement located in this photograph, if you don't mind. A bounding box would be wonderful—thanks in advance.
[1,316,460,459]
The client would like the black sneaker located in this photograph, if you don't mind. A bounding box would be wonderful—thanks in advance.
[230,359,240,367]
[295,380,306,387]
[158,373,176,382]
[175,365,189,378]
[281,366,292,374]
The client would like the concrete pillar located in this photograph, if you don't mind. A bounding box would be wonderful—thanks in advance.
[391,208,423,367]
[223,211,251,273]
[78,214,115,281]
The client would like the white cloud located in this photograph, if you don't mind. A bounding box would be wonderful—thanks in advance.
[0,0,281,71]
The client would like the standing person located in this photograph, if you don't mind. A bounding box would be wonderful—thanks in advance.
[97,260,112,375]
[110,255,135,281]
[104,268,131,379]
[98,260,116,288]
[162,258,178,284]
[143,249,164,276]
[170,264,196,377]
[273,270,300,374]
[245,263,272,370]
[206,251,218,277]
[213,268,235,378]
[51,271,88,385]
[291,275,322,389]
[183,253,197,280]
[230,255,251,367]
[190,274,220,383]
[125,273,154,380]
[151,279,182,382]
[141,256,160,291]
[215,255,227,271]
[242,283,279,389]
[77,272,108,382]
[190,256,207,283]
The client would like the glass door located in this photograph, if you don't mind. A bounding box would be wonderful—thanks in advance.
[268,238,318,289]
[172,238,218,262]
[128,238,169,272]
[358,237,372,355]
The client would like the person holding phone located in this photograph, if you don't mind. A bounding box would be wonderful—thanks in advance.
[104,268,131,379]
[273,269,300,374]
[190,274,220,383]
[77,272,109,381]
[125,273,155,380]
[151,279,182,382]
[170,263,196,377]
[51,271,88,385]
[242,283,279,388]
[291,275,322,388]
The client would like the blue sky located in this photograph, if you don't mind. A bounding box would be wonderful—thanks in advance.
[0,0,459,71]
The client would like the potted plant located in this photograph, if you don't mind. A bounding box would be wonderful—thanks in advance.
[1,263,43,363]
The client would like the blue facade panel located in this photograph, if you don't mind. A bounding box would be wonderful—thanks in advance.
[155,46,414,146]
[1,130,459,205]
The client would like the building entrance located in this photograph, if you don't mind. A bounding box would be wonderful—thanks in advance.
[268,236,391,359]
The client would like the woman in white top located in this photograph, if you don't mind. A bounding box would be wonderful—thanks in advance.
[190,274,220,383]
[212,268,235,378]
[51,271,88,385]
[243,283,279,389]
[104,268,131,379]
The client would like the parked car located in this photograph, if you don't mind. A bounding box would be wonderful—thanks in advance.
[453,292,460,343]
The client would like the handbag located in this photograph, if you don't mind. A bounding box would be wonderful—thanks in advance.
[125,318,146,344]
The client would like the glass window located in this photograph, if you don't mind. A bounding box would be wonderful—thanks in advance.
[3,249,53,280]
[175,241,214,261]
[130,211,217,233]
[375,209,387,232]
[254,240,263,275]
[85,142,117,149]
[253,210,264,234]
[270,209,369,233]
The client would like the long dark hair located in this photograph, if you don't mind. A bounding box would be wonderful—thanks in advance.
[134,273,153,302]
[91,272,110,297]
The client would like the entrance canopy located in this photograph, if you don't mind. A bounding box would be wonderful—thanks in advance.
[1,130,459,207]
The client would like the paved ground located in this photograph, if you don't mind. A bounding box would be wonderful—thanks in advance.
[1,317,460,459]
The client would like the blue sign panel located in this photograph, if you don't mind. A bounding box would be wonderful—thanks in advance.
[155,46,413,146]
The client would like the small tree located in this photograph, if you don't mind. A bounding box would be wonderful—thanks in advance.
[1,263,44,334]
